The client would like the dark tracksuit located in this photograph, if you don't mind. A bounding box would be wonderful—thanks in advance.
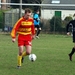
[66,20,75,57]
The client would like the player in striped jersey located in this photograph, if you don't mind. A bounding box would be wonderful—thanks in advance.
[11,8,35,68]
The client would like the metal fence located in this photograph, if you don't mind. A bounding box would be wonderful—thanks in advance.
[3,9,24,32]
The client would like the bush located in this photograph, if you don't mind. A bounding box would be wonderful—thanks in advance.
[63,16,73,28]
[40,16,73,34]
[40,18,50,33]
[0,10,4,29]
[50,16,62,32]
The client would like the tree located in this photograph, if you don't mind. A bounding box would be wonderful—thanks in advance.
[50,16,62,32]
[62,16,73,30]
[1,0,6,10]
[64,16,73,25]
[11,0,41,9]
[11,0,19,8]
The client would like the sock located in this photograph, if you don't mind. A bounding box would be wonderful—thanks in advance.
[17,55,22,66]
[22,51,27,57]
[37,30,41,36]
[69,48,75,56]
[35,30,37,35]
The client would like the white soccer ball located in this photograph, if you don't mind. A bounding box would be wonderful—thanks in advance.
[29,54,37,62]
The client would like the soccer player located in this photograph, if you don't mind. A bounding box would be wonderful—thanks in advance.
[33,9,41,39]
[11,8,35,68]
[66,16,75,61]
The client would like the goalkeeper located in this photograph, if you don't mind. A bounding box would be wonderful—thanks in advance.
[33,9,41,39]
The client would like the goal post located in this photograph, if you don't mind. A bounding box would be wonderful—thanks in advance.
[0,3,75,6]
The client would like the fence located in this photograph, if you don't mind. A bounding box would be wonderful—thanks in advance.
[3,9,23,32]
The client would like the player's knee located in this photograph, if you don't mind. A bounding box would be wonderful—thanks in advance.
[74,46,75,49]
[26,51,31,55]
[19,52,22,56]
[35,27,37,30]
[39,28,41,30]
[39,29,41,31]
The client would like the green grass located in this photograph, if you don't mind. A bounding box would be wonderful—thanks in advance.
[0,33,75,75]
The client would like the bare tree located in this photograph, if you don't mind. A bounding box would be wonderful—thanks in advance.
[1,0,6,10]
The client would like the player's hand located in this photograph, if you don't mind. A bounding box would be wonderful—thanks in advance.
[12,38,16,43]
[67,32,70,35]
[32,35,35,40]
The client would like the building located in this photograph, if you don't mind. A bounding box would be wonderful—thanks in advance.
[41,0,75,20]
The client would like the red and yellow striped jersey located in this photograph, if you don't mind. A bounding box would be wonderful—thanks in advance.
[11,16,35,38]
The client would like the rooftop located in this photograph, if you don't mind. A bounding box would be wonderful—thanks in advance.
[42,0,75,10]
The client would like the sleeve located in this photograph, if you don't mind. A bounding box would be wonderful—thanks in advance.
[66,21,72,32]
[31,20,35,35]
[11,18,22,38]
[33,14,38,22]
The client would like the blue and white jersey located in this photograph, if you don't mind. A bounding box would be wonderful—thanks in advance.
[33,13,40,26]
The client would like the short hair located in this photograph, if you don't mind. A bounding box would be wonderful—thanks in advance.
[25,8,32,14]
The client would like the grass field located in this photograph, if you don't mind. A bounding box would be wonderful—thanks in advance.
[0,33,75,75]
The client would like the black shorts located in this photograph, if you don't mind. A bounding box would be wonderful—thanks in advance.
[73,32,75,42]
[34,25,41,29]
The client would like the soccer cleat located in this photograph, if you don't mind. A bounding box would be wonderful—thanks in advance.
[68,54,72,61]
[21,57,24,63]
[17,66,21,69]
[36,36,39,39]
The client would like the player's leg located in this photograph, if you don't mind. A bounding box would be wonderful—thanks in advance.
[17,46,24,68]
[21,45,32,63]
[35,27,38,35]
[25,40,32,55]
[69,47,75,61]
[21,40,32,63]
[36,27,41,36]
[25,45,32,55]
[36,25,41,39]
[69,34,75,61]
[22,51,27,57]
[21,49,28,63]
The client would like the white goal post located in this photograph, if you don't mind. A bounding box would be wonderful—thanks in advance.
[0,3,75,6]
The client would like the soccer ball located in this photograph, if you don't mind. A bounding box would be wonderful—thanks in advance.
[29,54,37,62]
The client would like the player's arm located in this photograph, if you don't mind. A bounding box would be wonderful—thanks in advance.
[34,14,39,22]
[11,18,22,42]
[31,21,35,39]
[66,21,72,35]
[66,23,70,35]
[34,18,39,22]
